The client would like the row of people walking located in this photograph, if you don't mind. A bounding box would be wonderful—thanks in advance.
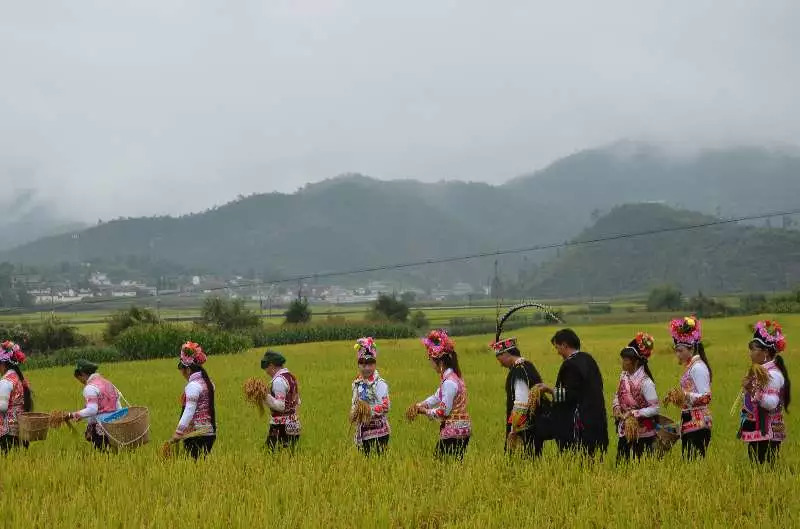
[0,316,790,464]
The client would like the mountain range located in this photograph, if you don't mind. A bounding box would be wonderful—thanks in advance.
[3,142,799,293]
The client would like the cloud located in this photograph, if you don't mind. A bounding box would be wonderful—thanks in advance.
[0,0,798,220]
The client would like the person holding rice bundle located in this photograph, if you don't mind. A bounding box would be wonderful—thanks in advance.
[738,320,791,464]
[666,316,712,460]
[261,350,301,452]
[491,336,544,458]
[349,337,390,455]
[170,342,216,459]
[414,329,471,460]
[0,341,32,453]
[612,332,659,462]
[66,359,122,450]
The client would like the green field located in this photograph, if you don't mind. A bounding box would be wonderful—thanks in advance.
[2,315,798,528]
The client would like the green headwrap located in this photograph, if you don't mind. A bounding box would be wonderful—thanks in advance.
[74,359,99,376]
[260,350,286,369]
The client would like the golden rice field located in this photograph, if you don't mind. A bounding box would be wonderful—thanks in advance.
[2,315,798,528]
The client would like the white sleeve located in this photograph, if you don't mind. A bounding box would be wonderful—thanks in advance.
[421,393,439,408]
[756,370,785,411]
[426,379,458,418]
[266,376,288,412]
[0,379,12,413]
[633,378,660,418]
[75,385,100,419]
[176,382,202,433]
[350,381,359,411]
[686,363,711,405]
[513,379,529,406]
[372,380,390,416]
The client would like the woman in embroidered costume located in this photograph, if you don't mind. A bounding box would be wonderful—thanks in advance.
[170,342,217,459]
[612,332,659,462]
[349,337,390,455]
[415,329,471,460]
[0,341,33,453]
[491,337,544,458]
[66,359,122,450]
[667,316,713,459]
[738,320,791,464]
[261,350,301,452]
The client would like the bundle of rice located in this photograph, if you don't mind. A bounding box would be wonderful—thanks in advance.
[622,414,639,442]
[654,414,680,457]
[663,387,686,408]
[748,363,770,389]
[160,441,174,459]
[243,377,269,415]
[405,403,418,423]
[48,411,75,431]
[527,385,545,414]
[350,400,372,425]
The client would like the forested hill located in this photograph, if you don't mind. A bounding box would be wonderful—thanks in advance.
[4,143,799,287]
[519,203,800,297]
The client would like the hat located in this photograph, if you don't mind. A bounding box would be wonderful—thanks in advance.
[179,341,207,367]
[261,350,286,369]
[74,359,99,375]
[421,329,455,359]
[751,320,786,353]
[670,315,702,348]
[621,332,655,361]
[354,337,378,362]
[0,341,25,366]
[489,337,518,356]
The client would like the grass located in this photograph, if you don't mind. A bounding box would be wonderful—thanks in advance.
[1,314,798,528]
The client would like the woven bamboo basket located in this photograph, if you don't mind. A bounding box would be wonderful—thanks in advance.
[654,414,680,456]
[99,406,150,449]
[18,412,50,442]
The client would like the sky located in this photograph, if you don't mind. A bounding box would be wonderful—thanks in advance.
[1,0,798,221]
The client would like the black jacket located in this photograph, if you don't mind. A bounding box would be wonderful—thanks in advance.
[552,351,609,450]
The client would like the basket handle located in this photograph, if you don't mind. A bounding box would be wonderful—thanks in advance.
[97,421,150,448]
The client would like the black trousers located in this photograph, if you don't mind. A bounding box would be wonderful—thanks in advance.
[506,429,544,459]
[434,437,470,461]
[266,424,299,452]
[0,434,28,453]
[359,435,389,456]
[616,436,655,463]
[748,440,780,464]
[681,428,711,460]
[184,436,216,460]
[89,428,111,451]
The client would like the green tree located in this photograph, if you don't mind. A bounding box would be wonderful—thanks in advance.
[646,285,684,312]
[409,310,429,329]
[368,293,410,322]
[201,296,261,330]
[284,298,312,324]
[104,306,160,342]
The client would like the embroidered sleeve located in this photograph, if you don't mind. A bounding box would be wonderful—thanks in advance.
[74,385,100,419]
[686,364,711,406]
[176,382,201,434]
[753,370,784,411]
[611,386,621,417]
[426,379,457,419]
[0,378,12,413]
[372,380,390,416]
[632,378,660,418]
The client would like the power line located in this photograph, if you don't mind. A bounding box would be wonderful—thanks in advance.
[2,206,799,314]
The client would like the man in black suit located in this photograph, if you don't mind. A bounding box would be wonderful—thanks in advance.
[538,329,608,457]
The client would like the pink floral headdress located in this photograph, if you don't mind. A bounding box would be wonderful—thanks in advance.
[354,336,378,362]
[0,340,26,365]
[670,316,702,347]
[422,329,455,359]
[179,341,207,366]
[752,320,786,353]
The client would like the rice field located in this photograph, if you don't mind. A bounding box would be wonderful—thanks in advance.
[2,315,798,528]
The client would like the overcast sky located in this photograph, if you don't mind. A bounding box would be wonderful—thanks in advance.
[1,0,798,220]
